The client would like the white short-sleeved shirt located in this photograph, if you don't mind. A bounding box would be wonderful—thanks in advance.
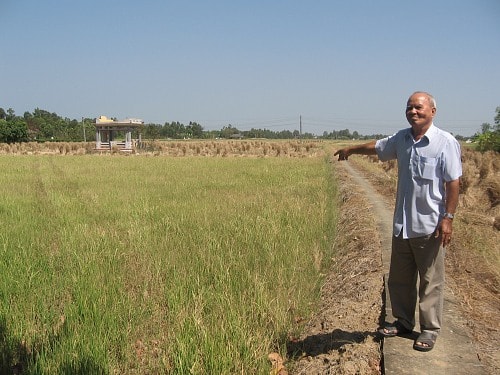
[375,124,462,238]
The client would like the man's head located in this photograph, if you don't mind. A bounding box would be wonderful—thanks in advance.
[406,91,436,130]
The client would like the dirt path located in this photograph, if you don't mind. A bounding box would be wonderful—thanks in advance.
[289,160,488,374]
[341,162,393,266]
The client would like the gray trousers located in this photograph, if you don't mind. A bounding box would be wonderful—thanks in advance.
[388,233,444,334]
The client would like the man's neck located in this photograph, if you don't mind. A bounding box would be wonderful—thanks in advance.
[411,123,432,141]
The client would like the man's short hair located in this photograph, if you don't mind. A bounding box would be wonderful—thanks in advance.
[412,91,437,109]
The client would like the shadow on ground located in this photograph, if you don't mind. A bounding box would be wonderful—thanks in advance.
[287,328,380,358]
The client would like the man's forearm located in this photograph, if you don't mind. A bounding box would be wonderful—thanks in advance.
[349,141,377,156]
[445,179,460,214]
[334,140,377,160]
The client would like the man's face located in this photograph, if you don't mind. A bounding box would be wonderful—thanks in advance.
[405,94,436,129]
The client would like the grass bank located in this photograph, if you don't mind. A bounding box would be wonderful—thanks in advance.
[0,153,337,374]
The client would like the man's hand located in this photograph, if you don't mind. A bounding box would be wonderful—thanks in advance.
[436,179,459,247]
[434,218,453,247]
[334,149,350,161]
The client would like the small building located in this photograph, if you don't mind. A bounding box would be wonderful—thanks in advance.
[95,116,143,151]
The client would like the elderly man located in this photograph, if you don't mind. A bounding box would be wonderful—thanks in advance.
[334,92,462,351]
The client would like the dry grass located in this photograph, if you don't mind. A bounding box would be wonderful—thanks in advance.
[0,140,326,158]
[460,148,500,218]
[0,142,94,155]
[140,139,326,158]
[448,148,500,371]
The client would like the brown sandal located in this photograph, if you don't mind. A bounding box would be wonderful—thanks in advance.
[413,331,437,352]
[378,321,412,337]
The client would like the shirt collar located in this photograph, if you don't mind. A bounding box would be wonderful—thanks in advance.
[424,123,437,141]
[405,123,436,142]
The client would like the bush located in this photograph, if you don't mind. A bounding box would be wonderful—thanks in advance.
[475,131,500,152]
[0,118,29,143]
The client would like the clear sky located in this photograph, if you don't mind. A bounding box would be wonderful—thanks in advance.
[1,0,499,136]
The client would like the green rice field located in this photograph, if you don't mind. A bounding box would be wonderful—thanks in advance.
[0,153,337,374]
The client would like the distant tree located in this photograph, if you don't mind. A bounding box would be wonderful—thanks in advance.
[143,124,161,140]
[220,125,240,139]
[474,107,500,152]
[341,129,352,139]
[278,130,293,139]
[0,117,28,143]
[161,121,186,138]
[187,121,204,138]
[204,129,219,139]
[6,108,15,121]
[481,122,491,134]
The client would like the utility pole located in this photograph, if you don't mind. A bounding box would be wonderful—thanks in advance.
[82,117,87,142]
[299,115,302,138]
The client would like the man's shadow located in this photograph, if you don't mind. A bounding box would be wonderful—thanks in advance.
[287,328,380,358]
[287,324,421,358]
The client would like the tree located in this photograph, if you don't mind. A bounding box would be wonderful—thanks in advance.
[143,124,161,140]
[161,121,186,139]
[220,125,241,139]
[481,122,491,134]
[6,108,15,121]
[278,130,293,139]
[0,117,29,143]
[187,121,204,138]
[475,107,500,152]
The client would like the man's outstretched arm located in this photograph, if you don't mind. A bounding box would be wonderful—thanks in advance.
[334,141,378,161]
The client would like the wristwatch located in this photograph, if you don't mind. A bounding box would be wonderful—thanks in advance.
[442,212,454,220]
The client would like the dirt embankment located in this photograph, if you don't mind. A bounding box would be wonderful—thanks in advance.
[288,159,385,375]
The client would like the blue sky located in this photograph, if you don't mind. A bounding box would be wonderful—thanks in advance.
[1,0,499,136]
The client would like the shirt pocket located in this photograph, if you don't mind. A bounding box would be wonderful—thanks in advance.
[417,156,438,180]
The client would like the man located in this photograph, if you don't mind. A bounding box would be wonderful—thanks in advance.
[334,92,462,352]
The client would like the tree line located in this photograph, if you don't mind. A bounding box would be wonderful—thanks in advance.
[0,107,382,142]
[1,106,498,151]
